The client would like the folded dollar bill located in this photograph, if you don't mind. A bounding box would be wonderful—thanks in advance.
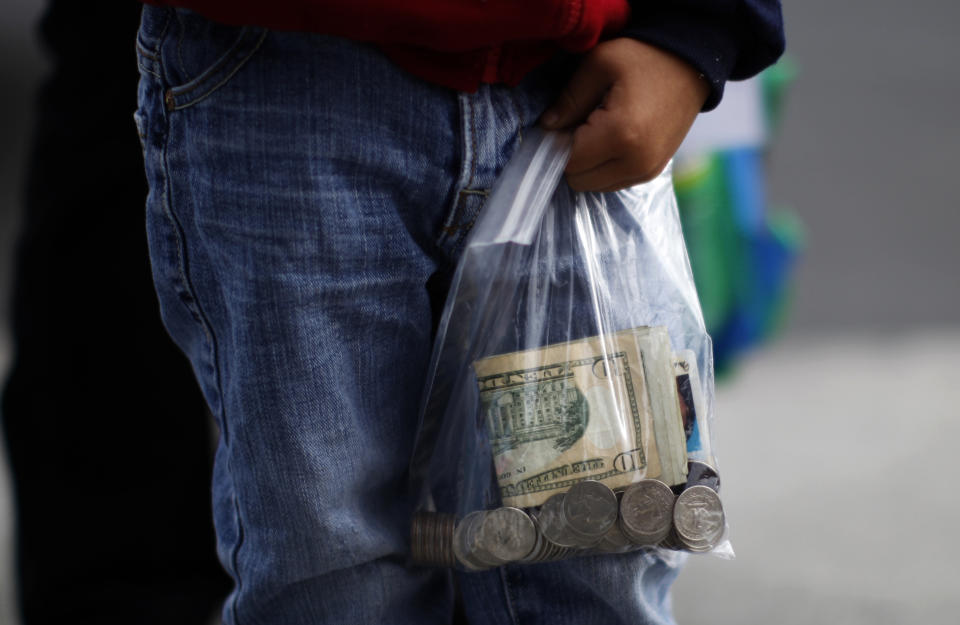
[474,326,688,508]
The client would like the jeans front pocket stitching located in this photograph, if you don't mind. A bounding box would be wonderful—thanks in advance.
[167,28,268,111]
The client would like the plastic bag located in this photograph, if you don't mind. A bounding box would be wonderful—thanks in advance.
[409,129,731,571]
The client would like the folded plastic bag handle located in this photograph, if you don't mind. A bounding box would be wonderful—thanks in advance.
[468,129,572,247]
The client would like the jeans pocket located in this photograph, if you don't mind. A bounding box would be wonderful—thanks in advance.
[141,8,267,112]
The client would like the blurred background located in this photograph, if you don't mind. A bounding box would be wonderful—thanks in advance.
[1,1,958,624]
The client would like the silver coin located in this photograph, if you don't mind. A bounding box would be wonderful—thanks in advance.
[658,527,685,551]
[411,511,456,567]
[411,511,429,564]
[477,507,537,563]
[438,514,456,567]
[519,521,546,563]
[673,485,725,551]
[453,511,492,570]
[619,479,675,545]
[536,494,581,547]
[424,513,438,565]
[594,517,634,553]
[563,480,618,540]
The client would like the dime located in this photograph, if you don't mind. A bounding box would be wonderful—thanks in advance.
[619,479,675,545]
[563,480,618,541]
[477,507,537,563]
[673,485,725,552]
[685,461,720,493]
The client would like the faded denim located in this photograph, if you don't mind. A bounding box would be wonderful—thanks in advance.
[135,7,684,624]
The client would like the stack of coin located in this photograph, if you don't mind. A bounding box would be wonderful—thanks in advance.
[672,485,725,552]
[519,516,577,563]
[452,507,537,570]
[416,475,728,569]
[563,480,619,545]
[536,481,618,549]
[593,492,634,554]
[618,479,675,545]
[411,511,456,567]
[657,526,686,551]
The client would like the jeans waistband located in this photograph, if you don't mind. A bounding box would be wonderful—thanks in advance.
[135,6,171,77]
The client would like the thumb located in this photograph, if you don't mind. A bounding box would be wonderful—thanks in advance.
[540,56,614,130]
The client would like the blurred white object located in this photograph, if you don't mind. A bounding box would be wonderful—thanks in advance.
[676,78,766,160]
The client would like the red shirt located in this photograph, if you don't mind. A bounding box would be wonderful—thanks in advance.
[142,0,631,91]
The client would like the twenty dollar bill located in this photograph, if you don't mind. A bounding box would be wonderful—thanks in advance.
[475,327,688,508]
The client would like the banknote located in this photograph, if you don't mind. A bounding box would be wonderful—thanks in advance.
[673,349,715,468]
[623,328,688,487]
[474,326,687,508]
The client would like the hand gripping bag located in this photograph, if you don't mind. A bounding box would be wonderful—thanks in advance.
[409,130,731,570]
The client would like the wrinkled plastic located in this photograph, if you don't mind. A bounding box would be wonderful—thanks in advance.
[410,129,731,569]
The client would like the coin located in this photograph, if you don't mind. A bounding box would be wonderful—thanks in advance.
[519,519,548,563]
[411,512,425,564]
[536,493,581,548]
[686,461,720,492]
[562,480,618,540]
[592,491,632,553]
[673,485,725,551]
[595,519,634,553]
[411,511,456,567]
[619,479,675,545]
[453,511,492,570]
[477,507,536,563]
[438,513,455,567]
[658,526,685,551]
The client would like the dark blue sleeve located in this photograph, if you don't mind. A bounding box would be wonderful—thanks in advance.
[622,1,784,110]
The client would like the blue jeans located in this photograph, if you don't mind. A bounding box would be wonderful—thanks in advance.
[135,7,684,624]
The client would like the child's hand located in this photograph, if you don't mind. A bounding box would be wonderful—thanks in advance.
[540,38,709,192]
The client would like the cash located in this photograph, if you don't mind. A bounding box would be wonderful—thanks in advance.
[452,507,537,569]
[673,485,725,552]
[475,326,688,508]
[618,479,675,545]
[414,478,728,570]
[410,511,456,567]
[533,480,618,548]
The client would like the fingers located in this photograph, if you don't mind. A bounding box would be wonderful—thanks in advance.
[564,88,669,191]
[540,38,709,193]
[566,153,668,192]
[539,55,615,130]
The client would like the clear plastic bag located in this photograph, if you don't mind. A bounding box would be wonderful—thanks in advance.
[410,129,731,571]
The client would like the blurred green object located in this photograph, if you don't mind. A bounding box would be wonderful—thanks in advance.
[761,56,798,137]
[675,59,803,375]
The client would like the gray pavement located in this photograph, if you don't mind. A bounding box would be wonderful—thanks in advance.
[673,330,960,624]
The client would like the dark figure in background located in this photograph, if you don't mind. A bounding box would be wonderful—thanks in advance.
[1,2,230,622]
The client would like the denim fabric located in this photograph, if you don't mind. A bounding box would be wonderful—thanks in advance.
[135,7,684,624]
